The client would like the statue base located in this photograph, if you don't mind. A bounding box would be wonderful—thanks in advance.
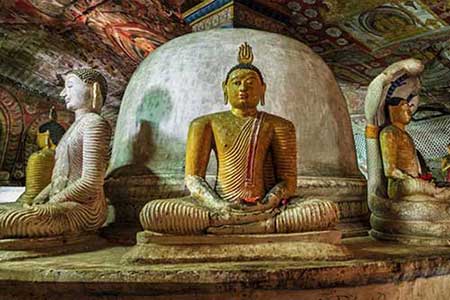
[3,237,450,299]
[0,232,108,262]
[122,230,350,264]
[370,230,450,246]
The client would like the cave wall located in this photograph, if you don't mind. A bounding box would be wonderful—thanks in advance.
[0,83,74,183]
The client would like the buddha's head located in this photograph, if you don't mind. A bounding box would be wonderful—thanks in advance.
[60,69,107,113]
[36,107,66,150]
[222,43,266,110]
[385,96,413,126]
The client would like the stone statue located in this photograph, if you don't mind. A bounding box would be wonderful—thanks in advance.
[0,69,111,239]
[140,43,339,235]
[365,58,450,244]
[17,107,66,205]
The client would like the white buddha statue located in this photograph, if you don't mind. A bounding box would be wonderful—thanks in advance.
[0,69,112,238]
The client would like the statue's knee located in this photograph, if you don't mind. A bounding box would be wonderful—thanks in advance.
[139,200,163,229]
[139,199,210,234]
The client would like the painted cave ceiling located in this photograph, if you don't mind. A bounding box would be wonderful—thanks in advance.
[1,0,450,107]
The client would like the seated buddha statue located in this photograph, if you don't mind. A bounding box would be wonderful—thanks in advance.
[365,58,450,243]
[0,69,111,239]
[380,97,450,200]
[17,107,66,205]
[140,43,339,235]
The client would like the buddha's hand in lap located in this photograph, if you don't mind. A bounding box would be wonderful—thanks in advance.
[236,192,281,213]
[32,195,48,205]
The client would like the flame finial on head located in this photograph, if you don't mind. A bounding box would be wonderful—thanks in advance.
[238,42,254,65]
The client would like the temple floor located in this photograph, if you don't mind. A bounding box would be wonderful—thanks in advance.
[1,237,450,299]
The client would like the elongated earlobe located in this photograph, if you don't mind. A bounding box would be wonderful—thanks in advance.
[222,81,228,105]
[92,82,103,111]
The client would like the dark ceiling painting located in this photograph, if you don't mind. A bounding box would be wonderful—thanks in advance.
[0,0,190,107]
[289,0,450,105]
[182,0,450,107]
[2,0,450,108]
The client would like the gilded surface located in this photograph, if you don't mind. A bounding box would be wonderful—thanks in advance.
[442,145,450,182]
[18,108,65,205]
[140,43,339,235]
[17,148,55,205]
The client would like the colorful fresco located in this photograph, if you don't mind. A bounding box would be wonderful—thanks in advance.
[0,84,74,182]
[0,0,190,106]
[182,0,450,106]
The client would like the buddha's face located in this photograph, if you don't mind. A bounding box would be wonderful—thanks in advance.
[36,130,53,149]
[60,74,90,112]
[389,100,412,125]
[223,69,266,110]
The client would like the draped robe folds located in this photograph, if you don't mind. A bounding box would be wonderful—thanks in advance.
[215,112,278,203]
[140,111,339,235]
[380,125,450,200]
[0,113,111,238]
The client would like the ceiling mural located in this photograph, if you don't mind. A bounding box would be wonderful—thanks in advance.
[0,0,190,107]
[279,0,450,105]
[1,0,450,109]
[182,0,450,107]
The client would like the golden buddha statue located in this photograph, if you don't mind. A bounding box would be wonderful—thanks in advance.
[140,43,339,235]
[17,107,66,205]
[0,69,111,239]
[365,58,450,244]
[380,97,450,200]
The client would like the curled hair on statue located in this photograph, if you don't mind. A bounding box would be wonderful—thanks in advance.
[224,64,265,85]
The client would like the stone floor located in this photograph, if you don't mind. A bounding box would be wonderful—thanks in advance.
[1,237,450,299]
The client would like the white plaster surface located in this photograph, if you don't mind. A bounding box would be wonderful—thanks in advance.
[110,29,361,178]
[0,186,25,203]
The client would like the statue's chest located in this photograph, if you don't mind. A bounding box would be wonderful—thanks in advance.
[55,121,83,164]
[212,119,272,157]
[397,132,416,156]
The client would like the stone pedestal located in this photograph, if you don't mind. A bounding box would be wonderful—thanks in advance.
[2,237,450,299]
[123,231,349,264]
[0,232,107,262]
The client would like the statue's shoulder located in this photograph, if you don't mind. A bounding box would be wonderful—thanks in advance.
[380,125,403,144]
[263,112,295,130]
[81,113,111,130]
[190,111,228,126]
[380,125,400,137]
[29,149,55,161]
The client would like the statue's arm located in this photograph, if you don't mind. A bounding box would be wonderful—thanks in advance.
[185,118,228,210]
[262,121,297,206]
[380,130,412,180]
[31,183,51,205]
[442,156,450,172]
[51,118,111,203]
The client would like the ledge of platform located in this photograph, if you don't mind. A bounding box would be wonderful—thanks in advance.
[2,237,450,298]
[123,230,349,264]
[0,232,108,262]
